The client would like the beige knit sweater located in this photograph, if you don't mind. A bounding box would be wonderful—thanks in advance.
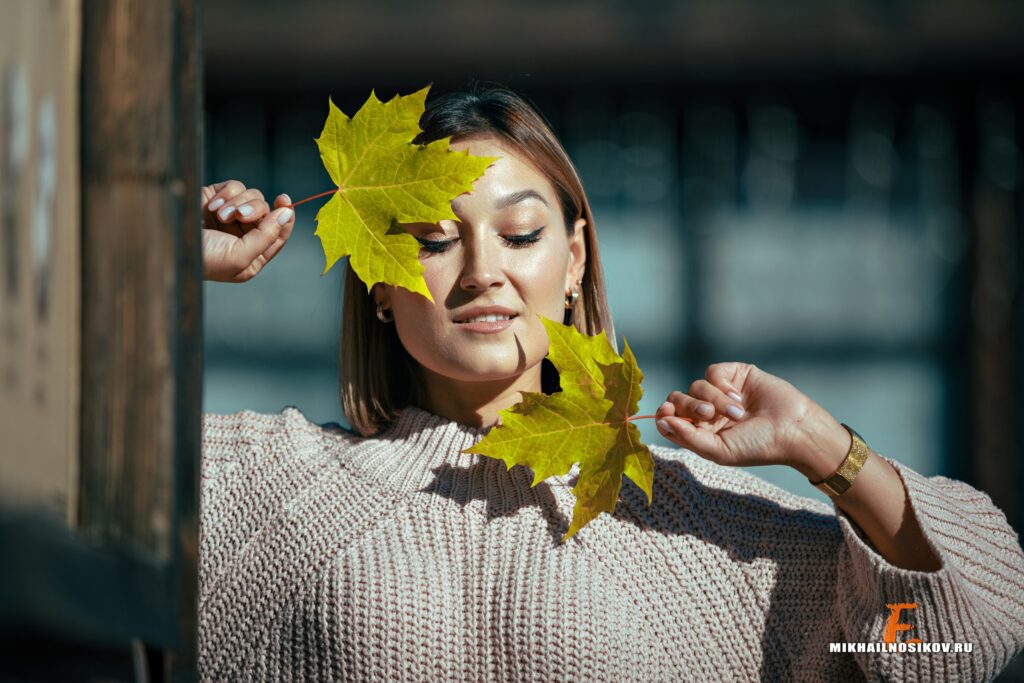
[198,404,1024,681]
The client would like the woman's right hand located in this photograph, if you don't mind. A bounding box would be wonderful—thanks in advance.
[202,179,296,282]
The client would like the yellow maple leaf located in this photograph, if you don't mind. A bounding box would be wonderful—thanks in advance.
[462,315,654,541]
[313,85,499,300]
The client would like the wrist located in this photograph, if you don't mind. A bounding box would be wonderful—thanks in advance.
[787,407,852,481]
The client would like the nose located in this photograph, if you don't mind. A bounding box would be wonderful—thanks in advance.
[458,234,506,291]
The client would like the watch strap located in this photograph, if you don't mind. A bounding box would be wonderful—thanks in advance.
[808,423,870,497]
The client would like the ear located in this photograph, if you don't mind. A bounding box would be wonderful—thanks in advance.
[566,217,587,290]
[371,282,389,307]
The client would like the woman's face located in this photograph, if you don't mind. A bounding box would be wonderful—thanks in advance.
[374,134,587,386]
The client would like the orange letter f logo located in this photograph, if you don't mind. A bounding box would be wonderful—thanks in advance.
[884,602,922,644]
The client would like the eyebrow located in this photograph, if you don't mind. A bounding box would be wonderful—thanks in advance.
[493,189,550,210]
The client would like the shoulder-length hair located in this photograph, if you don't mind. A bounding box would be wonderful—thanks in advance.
[340,83,616,436]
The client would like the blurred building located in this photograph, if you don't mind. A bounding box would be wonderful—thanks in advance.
[201,1,1023,532]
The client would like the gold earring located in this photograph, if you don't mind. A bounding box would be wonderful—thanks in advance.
[564,287,579,309]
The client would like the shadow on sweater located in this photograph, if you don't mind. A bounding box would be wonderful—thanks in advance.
[421,452,847,678]
[618,455,848,678]
[421,460,574,544]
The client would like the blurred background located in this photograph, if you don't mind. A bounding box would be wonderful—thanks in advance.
[200,0,1023,536]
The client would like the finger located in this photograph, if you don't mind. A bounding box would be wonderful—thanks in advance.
[235,197,271,224]
[688,380,747,421]
[705,362,746,402]
[257,207,295,264]
[276,204,295,242]
[666,389,719,422]
[200,184,218,206]
[656,416,729,461]
[214,188,266,224]
[655,400,696,426]
[204,179,248,213]
[229,212,284,274]
[655,401,676,419]
[265,195,294,238]
[210,179,244,193]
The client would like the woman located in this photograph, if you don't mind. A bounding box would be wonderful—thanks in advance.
[198,85,1024,681]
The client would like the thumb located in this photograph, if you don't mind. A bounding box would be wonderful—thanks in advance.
[233,211,283,266]
[657,416,725,462]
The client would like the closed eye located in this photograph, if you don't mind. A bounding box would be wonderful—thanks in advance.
[503,226,545,249]
[416,227,545,253]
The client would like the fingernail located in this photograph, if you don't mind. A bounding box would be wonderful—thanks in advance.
[277,208,294,226]
[237,204,254,217]
[208,198,225,211]
[282,193,292,205]
[728,391,743,403]
[696,403,713,416]
[660,401,673,413]
[726,405,745,419]
[218,205,235,221]
[657,419,673,435]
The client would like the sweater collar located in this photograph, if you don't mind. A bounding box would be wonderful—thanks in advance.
[335,404,497,497]
[340,404,577,503]
[383,404,495,454]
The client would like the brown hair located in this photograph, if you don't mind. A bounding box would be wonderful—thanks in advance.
[340,83,616,436]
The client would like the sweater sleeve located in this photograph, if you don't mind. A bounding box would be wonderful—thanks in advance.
[833,454,1024,682]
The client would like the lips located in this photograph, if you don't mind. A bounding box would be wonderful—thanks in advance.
[453,306,520,324]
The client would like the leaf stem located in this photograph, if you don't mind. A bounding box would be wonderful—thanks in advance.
[287,188,338,209]
[627,414,694,423]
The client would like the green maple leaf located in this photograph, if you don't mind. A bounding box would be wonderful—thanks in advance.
[462,315,654,542]
[313,85,498,301]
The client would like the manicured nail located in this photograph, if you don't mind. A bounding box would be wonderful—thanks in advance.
[726,405,745,419]
[208,197,225,211]
[277,208,294,226]
[218,205,235,221]
[281,193,292,205]
[728,391,743,403]
[657,419,673,435]
[237,204,254,217]
[696,403,713,416]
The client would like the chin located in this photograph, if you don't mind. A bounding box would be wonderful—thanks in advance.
[438,355,537,383]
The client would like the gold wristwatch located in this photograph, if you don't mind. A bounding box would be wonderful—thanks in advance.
[807,423,870,497]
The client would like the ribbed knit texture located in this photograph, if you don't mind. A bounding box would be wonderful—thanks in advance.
[198,405,1024,682]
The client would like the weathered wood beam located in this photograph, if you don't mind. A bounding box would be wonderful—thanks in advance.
[80,0,202,677]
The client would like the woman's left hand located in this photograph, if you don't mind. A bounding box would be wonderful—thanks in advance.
[654,362,839,470]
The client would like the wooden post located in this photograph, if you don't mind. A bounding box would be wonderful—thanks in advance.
[970,175,1020,532]
[80,0,202,678]
[965,97,1021,539]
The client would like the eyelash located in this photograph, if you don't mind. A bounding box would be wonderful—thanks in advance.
[416,227,545,254]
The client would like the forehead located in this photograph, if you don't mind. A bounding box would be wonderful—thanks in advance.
[448,135,556,208]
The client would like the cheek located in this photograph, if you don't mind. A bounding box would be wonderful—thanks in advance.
[514,242,571,313]
[391,289,443,333]
[505,242,573,357]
